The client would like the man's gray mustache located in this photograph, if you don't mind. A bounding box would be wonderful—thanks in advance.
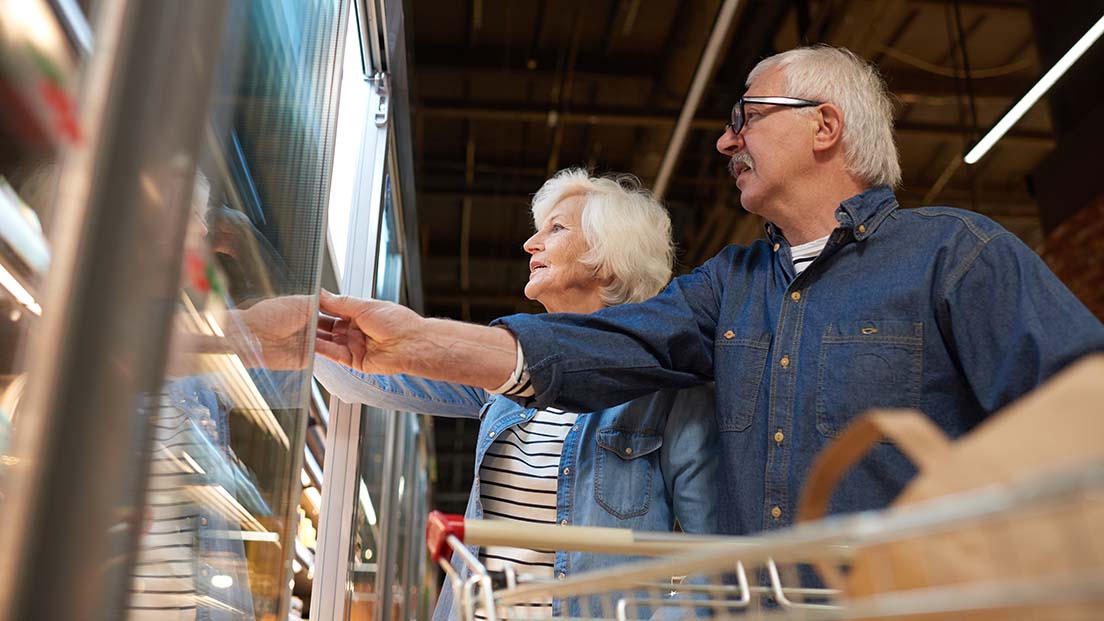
[728,153,754,177]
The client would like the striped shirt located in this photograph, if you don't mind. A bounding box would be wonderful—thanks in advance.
[476,407,579,619]
[127,398,202,621]
[790,234,829,276]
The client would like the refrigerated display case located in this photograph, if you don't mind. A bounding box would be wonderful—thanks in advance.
[0,0,87,465]
[0,1,367,620]
[0,1,429,619]
[123,2,352,620]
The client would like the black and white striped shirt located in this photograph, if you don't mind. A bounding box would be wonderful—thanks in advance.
[127,398,202,621]
[790,234,829,276]
[477,407,578,619]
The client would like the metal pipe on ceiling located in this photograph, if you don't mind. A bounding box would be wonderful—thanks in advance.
[653,0,743,200]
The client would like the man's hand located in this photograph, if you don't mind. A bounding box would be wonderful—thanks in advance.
[315,290,424,375]
[315,290,519,390]
[231,295,315,370]
[176,295,315,371]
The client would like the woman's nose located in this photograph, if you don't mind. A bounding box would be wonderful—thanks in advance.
[523,232,542,254]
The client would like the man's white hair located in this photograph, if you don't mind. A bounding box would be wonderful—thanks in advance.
[530,168,674,306]
[747,45,902,188]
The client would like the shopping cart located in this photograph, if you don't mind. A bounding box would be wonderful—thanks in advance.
[426,463,1104,620]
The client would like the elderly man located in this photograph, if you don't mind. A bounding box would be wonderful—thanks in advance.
[317,46,1104,535]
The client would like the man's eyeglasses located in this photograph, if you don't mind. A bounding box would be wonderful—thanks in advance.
[725,96,823,135]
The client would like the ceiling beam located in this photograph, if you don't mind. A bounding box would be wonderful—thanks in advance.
[905,0,1030,16]
[415,53,1034,99]
[418,101,1052,145]
[414,45,657,81]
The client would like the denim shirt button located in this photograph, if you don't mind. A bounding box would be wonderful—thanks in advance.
[558,572,566,580]
[723,330,735,339]
[858,224,867,234]
[488,431,495,438]
[779,355,790,368]
[563,467,570,475]
[790,291,801,302]
[772,243,780,252]
[560,519,568,526]
[771,506,782,519]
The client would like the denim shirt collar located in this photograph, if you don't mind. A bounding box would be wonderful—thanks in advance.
[764,185,898,245]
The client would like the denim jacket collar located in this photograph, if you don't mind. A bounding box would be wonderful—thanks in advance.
[835,184,898,241]
[764,185,898,245]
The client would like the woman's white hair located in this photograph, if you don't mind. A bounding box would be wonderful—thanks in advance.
[747,45,902,188]
[530,168,674,306]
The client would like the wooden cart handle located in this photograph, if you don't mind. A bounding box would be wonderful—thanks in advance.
[797,410,953,524]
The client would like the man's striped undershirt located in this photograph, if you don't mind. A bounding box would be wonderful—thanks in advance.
[475,407,578,620]
[790,234,829,276]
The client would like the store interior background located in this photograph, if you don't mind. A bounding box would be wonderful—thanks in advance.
[0,1,1102,620]
[411,0,1104,518]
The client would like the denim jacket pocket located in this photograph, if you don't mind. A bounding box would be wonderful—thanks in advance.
[816,320,923,438]
[714,328,772,431]
[594,429,663,519]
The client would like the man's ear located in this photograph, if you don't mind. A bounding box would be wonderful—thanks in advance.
[812,103,844,153]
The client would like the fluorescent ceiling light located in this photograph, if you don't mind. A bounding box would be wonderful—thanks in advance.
[0,262,41,316]
[358,479,378,526]
[964,13,1104,165]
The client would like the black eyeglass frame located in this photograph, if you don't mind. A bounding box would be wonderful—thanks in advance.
[725,96,823,135]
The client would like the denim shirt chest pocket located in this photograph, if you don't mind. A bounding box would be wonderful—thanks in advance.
[714,327,772,431]
[816,320,924,437]
[594,428,663,519]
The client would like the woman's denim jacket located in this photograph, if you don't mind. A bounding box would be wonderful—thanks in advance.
[314,357,721,619]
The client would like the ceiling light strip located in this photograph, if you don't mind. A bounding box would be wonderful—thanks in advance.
[964,13,1104,165]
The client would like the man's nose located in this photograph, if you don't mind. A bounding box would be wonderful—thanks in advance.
[716,127,743,156]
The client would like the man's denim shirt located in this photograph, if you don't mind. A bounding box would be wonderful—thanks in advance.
[314,357,721,618]
[494,186,1104,537]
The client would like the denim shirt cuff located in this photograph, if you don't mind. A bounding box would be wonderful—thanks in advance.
[491,314,564,409]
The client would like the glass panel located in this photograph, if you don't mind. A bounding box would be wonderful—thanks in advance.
[375,173,403,303]
[347,407,390,620]
[0,0,86,500]
[326,4,372,284]
[124,1,348,620]
[407,420,434,621]
[345,156,412,621]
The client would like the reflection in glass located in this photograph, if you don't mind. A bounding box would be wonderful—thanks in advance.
[375,175,403,303]
[347,407,389,620]
[125,1,349,619]
[0,0,86,499]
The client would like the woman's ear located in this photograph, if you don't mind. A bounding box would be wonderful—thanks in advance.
[812,103,845,153]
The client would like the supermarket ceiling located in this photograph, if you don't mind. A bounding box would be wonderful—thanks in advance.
[409,0,1065,333]
[407,0,1102,514]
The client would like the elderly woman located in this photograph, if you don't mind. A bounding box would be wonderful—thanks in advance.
[313,168,719,619]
